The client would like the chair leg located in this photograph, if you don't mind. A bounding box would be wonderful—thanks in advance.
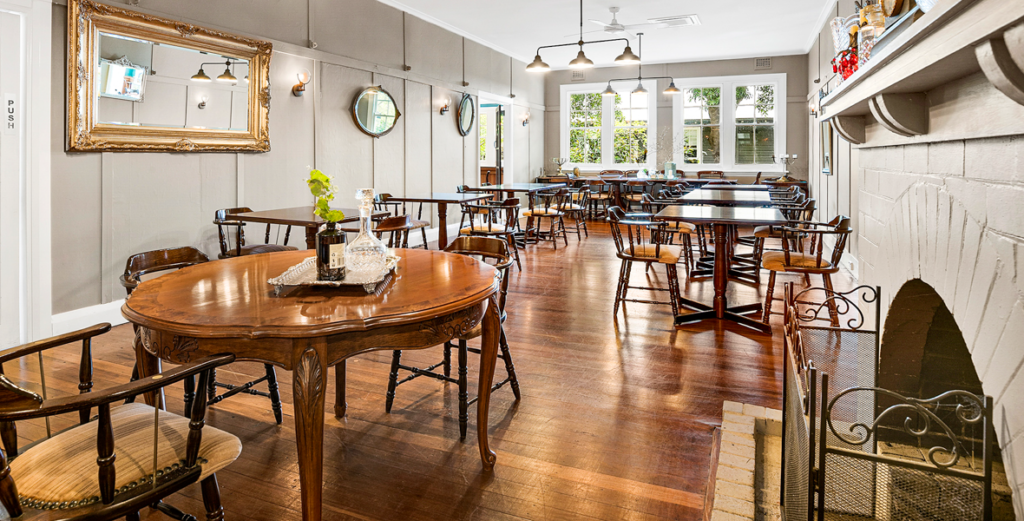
[385,350,402,413]
[621,261,633,304]
[506,233,522,271]
[667,264,681,317]
[573,213,582,241]
[334,361,346,418]
[443,341,452,377]
[549,217,558,250]
[614,259,628,315]
[753,238,765,284]
[498,327,521,400]
[560,216,569,246]
[207,368,217,402]
[264,364,283,425]
[126,512,141,521]
[762,271,777,324]
[822,274,840,327]
[683,235,694,273]
[153,500,198,521]
[420,227,429,249]
[458,339,469,440]
[200,475,225,521]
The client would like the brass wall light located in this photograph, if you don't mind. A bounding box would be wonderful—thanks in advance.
[198,95,208,109]
[439,96,451,115]
[293,69,311,96]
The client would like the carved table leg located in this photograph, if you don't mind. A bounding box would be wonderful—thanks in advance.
[133,328,164,410]
[477,293,500,469]
[437,202,449,250]
[292,338,327,521]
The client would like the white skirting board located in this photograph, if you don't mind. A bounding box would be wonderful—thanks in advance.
[51,299,128,336]
[48,223,466,335]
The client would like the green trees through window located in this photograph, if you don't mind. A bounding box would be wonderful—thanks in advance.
[568,93,602,164]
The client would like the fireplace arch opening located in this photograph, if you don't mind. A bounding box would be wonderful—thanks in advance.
[876,279,1015,519]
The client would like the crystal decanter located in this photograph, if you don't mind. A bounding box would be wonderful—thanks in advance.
[344,188,388,280]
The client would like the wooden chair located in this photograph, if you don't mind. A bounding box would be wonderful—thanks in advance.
[214,207,298,259]
[761,215,852,324]
[599,170,624,177]
[383,237,520,438]
[582,179,613,219]
[697,171,725,179]
[458,198,522,270]
[754,172,763,184]
[607,206,683,316]
[522,189,569,249]
[0,323,238,521]
[622,180,648,211]
[638,194,696,272]
[739,198,816,283]
[376,194,431,248]
[121,247,284,426]
[562,187,590,240]
[374,215,415,247]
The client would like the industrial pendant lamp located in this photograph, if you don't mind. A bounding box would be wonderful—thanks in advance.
[603,34,682,96]
[216,60,237,83]
[601,82,617,96]
[631,34,648,94]
[526,0,636,72]
[191,67,212,82]
[663,80,681,94]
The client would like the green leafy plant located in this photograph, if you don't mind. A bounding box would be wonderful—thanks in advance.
[307,169,346,223]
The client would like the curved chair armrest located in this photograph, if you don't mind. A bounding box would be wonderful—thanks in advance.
[0,354,236,420]
[0,324,111,366]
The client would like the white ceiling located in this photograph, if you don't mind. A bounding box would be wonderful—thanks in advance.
[377,0,833,69]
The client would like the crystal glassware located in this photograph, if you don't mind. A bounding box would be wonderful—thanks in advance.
[345,188,388,280]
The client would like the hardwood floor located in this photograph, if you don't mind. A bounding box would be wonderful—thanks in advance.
[14,221,853,520]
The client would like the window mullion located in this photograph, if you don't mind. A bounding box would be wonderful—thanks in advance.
[722,81,736,171]
[603,95,613,168]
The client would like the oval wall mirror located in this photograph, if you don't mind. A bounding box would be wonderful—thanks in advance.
[352,86,401,138]
[457,94,475,137]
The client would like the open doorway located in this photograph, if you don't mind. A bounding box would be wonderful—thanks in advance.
[477,92,513,186]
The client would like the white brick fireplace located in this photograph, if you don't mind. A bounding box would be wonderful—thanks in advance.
[854,136,1024,517]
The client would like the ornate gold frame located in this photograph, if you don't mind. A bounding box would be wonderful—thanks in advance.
[67,0,272,152]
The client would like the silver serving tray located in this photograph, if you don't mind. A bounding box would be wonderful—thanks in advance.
[268,255,399,294]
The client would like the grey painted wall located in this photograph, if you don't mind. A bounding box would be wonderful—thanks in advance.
[50,0,546,314]
[543,55,809,179]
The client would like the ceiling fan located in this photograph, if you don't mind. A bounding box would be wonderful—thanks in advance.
[567,7,701,39]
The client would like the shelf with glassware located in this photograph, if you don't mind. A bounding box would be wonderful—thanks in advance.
[818,0,1024,145]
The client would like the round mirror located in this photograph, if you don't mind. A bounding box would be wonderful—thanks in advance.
[457,94,475,137]
[351,86,402,138]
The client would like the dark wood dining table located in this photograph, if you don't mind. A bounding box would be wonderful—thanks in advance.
[123,249,502,521]
[231,206,389,250]
[698,184,770,191]
[654,206,787,333]
[386,192,494,249]
[469,183,567,205]
[678,189,773,207]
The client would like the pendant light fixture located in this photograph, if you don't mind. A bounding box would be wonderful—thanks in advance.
[527,0,638,72]
[602,34,682,97]
[191,67,212,82]
[191,59,244,83]
[217,60,238,83]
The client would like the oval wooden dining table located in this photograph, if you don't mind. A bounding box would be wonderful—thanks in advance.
[122,249,501,521]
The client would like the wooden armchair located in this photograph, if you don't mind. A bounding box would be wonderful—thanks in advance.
[522,189,570,248]
[382,237,520,439]
[761,216,852,324]
[121,247,283,425]
[607,207,683,316]
[375,193,430,249]
[214,207,297,259]
[697,170,725,179]
[458,198,522,270]
[0,324,238,521]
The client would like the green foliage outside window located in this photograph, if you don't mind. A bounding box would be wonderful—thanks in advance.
[479,113,488,161]
[569,93,602,163]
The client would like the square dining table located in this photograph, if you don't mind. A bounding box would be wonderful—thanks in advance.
[386,192,494,249]
[654,205,787,333]
[679,189,773,207]
[232,206,389,250]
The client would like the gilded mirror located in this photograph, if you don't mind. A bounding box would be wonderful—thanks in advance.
[457,94,474,137]
[67,0,272,152]
[352,86,401,138]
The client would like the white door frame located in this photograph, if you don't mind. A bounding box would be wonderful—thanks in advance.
[0,0,51,347]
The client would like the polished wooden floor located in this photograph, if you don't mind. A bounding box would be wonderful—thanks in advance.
[17,221,853,520]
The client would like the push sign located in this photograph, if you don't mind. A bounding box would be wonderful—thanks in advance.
[3,93,16,135]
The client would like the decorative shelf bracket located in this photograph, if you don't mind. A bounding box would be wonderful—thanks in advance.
[869,93,928,137]
[976,22,1024,107]
[830,116,867,145]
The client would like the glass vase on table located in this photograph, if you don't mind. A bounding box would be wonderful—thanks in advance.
[345,188,388,281]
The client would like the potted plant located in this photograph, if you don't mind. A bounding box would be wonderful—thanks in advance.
[307,169,346,281]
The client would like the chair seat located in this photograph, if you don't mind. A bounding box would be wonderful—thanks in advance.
[669,222,697,234]
[410,219,430,230]
[589,193,613,200]
[624,194,645,201]
[461,223,509,234]
[522,208,563,217]
[224,244,297,257]
[761,252,833,272]
[621,244,683,265]
[11,403,241,507]
[561,204,585,211]
[753,225,783,239]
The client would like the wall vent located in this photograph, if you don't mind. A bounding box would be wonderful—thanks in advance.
[571,70,586,82]
[755,57,772,70]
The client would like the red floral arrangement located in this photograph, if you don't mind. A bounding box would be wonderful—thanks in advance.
[832,48,859,80]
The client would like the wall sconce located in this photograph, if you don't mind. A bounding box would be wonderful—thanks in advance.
[198,95,208,110]
[439,96,451,115]
[809,99,817,117]
[292,69,311,97]
[522,111,531,126]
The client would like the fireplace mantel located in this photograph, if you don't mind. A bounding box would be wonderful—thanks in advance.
[819,0,1024,147]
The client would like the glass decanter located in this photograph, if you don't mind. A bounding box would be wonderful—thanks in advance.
[344,188,388,280]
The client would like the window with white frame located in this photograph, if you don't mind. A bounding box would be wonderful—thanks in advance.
[561,82,657,169]
[672,74,786,172]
